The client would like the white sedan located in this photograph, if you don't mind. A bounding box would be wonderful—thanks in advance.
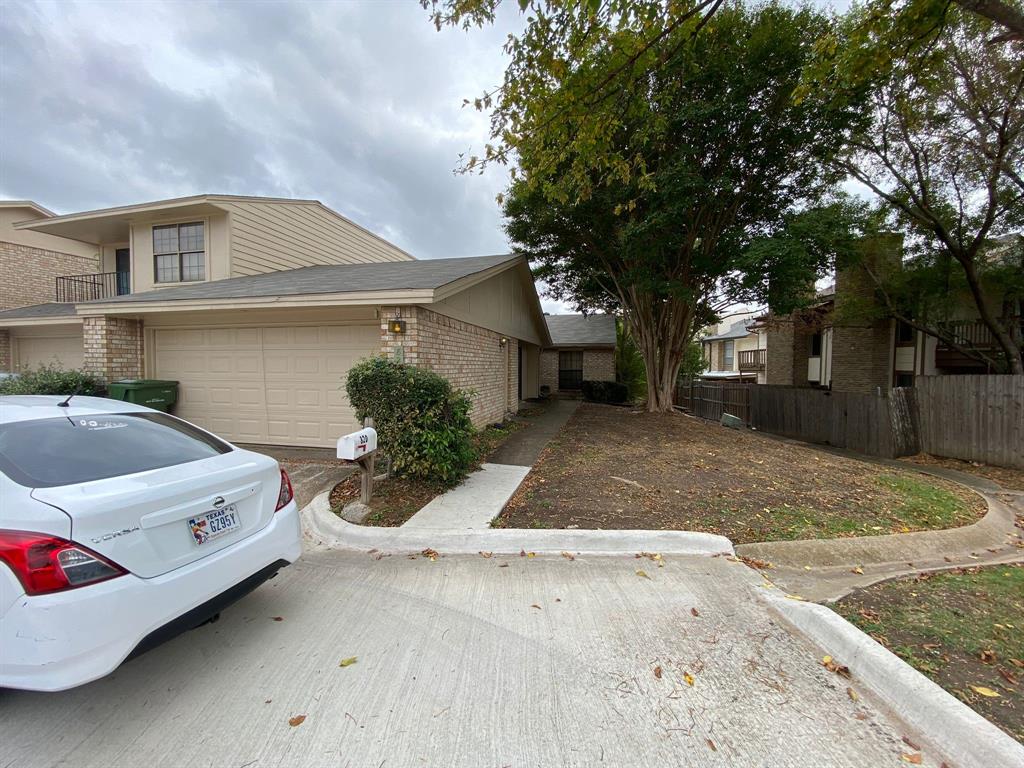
[0,395,302,692]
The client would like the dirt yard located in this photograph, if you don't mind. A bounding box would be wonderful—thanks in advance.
[496,404,986,543]
[836,564,1024,742]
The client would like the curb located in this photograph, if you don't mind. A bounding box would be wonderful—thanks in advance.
[735,487,1018,569]
[764,592,1024,768]
[302,490,734,556]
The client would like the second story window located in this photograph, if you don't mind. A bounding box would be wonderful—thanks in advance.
[154,222,205,283]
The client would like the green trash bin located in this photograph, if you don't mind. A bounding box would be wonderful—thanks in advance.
[107,379,179,413]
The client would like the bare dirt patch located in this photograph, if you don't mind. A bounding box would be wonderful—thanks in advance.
[496,403,985,543]
[836,564,1024,742]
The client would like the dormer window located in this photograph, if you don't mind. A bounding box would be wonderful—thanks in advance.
[154,222,205,283]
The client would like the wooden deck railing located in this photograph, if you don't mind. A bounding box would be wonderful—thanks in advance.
[738,349,766,371]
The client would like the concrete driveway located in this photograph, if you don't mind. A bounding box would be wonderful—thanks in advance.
[0,550,943,768]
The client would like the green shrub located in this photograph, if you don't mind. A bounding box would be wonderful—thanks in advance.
[581,379,629,404]
[346,356,475,486]
[0,365,107,397]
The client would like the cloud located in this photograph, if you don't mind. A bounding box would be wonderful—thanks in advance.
[0,0,519,259]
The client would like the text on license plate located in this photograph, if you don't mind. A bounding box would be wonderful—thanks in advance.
[188,505,240,546]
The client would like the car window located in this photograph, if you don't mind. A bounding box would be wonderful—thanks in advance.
[0,412,232,488]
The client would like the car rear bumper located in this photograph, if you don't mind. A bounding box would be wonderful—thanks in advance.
[0,500,302,692]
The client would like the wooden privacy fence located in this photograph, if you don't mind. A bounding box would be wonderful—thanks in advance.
[675,380,752,424]
[675,375,1022,466]
[914,375,1023,469]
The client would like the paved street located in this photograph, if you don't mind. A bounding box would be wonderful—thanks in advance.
[0,549,944,768]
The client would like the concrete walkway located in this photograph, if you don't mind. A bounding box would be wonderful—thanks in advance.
[736,463,1024,602]
[487,397,579,466]
[241,445,356,511]
[402,463,531,529]
[403,399,580,529]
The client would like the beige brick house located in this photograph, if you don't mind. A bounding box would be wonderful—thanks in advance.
[539,314,616,394]
[0,195,551,447]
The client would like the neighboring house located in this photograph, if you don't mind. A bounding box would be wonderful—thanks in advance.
[539,314,616,393]
[699,309,766,383]
[0,195,552,447]
[757,233,1022,393]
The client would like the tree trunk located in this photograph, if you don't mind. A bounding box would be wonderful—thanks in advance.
[960,256,1024,373]
[626,302,690,412]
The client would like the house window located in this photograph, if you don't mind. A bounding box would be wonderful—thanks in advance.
[810,331,823,357]
[894,372,915,388]
[558,351,583,390]
[723,340,734,369]
[154,222,205,283]
[896,320,914,344]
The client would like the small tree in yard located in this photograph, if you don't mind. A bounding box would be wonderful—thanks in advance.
[497,4,861,410]
[345,357,475,486]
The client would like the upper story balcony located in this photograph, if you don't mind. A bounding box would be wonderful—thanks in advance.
[738,349,766,371]
[55,271,130,303]
[935,318,1020,369]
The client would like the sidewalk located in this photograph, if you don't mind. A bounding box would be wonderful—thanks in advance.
[402,399,580,529]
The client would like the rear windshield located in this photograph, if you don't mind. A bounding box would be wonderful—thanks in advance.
[0,412,232,488]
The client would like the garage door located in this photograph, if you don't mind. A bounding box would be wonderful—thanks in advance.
[151,324,379,447]
[13,330,85,371]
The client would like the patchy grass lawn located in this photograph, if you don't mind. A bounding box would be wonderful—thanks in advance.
[496,403,985,543]
[835,564,1024,742]
[331,419,527,527]
[900,453,1024,491]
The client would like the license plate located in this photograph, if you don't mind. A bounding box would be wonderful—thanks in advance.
[188,504,240,546]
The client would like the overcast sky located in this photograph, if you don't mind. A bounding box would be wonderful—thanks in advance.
[0,0,851,314]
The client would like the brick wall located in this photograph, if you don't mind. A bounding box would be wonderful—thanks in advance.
[379,306,517,427]
[583,349,615,381]
[540,349,558,392]
[83,316,144,382]
[765,321,796,385]
[0,330,9,371]
[831,322,891,393]
[0,240,99,311]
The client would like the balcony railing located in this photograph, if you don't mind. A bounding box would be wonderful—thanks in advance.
[738,349,766,371]
[936,320,998,349]
[934,318,1021,369]
[55,271,130,303]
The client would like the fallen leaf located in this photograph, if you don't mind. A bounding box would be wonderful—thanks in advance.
[498,563,509,568]
[691,607,700,617]
[979,649,996,663]
[822,656,851,677]
[1009,658,1024,668]
[288,715,306,727]
[636,569,651,580]
[264,699,272,704]
[520,549,526,557]
[479,551,493,558]
[654,666,662,679]
[683,672,695,686]
[271,616,284,622]
[902,736,921,751]
[901,753,922,764]
[421,548,439,561]
[530,604,542,610]
[997,668,1018,685]
[784,594,806,601]
[561,551,575,561]
[527,552,537,558]
[851,566,864,575]
[847,687,859,702]
[969,685,1001,698]
[705,738,716,752]
[339,656,358,668]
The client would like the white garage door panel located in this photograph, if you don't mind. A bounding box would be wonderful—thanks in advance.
[13,333,85,371]
[153,324,378,447]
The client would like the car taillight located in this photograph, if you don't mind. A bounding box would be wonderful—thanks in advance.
[275,468,293,512]
[0,530,127,596]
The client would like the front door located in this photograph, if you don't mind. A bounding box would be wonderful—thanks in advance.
[115,248,131,295]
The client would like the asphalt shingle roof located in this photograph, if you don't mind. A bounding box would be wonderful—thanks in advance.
[84,254,520,304]
[544,314,616,347]
[703,319,754,342]
[0,302,78,320]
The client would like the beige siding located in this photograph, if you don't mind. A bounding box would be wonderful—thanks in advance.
[430,265,546,346]
[0,208,98,260]
[11,325,85,371]
[218,200,413,277]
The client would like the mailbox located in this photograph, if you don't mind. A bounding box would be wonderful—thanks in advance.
[337,427,377,460]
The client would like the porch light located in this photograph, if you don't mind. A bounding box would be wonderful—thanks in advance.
[388,319,407,334]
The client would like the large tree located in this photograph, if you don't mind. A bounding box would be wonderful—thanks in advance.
[500,3,861,409]
[822,10,1024,373]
